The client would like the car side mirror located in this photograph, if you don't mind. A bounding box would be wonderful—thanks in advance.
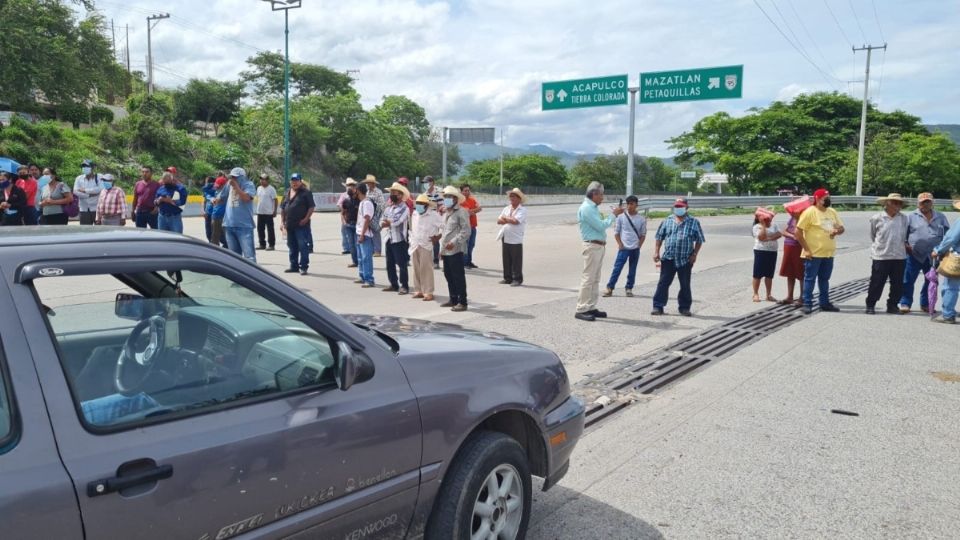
[334,341,375,391]
[115,293,145,320]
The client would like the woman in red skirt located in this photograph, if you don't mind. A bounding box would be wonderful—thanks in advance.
[779,203,807,306]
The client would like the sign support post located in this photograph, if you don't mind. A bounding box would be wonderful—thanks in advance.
[626,88,637,196]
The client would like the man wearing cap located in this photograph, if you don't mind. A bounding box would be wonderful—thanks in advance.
[440,186,471,311]
[865,194,910,314]
[497,188,527,286]
[651,197,705,316]
[795,188,845,314]
[340,178,360,267]
[73,159,102,225]
[338,178,357,255]
[354,183,376,287]
[900,192,951,313]
[255,173,278,251]
[575,181,624,321]
[460,184,483,269]
[131,166,160,229]
[362,174,385,257]
[931,200,960,324]
[409,193,442,301]
[423,176,443,268]
[381,182,412,294]
[154,170,188,233]
[95,174,126,226]
[209,176,229,247]
[217,167,257,262]
[280,174,315,275]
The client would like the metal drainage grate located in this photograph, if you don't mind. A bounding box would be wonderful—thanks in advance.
[578,277,870,429]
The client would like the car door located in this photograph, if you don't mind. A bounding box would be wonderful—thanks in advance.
[14,251,422,540]
[0,269,85,540]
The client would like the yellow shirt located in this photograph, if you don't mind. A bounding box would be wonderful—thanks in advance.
[796,206,844,258]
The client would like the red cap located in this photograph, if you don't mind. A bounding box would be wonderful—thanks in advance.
[214,176,226,188]
[673,198,689,208]
[397,177,409,186]
[814,188,830,200]
[165,166,177,174]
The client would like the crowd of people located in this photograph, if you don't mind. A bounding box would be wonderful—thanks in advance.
[572,182,960,325]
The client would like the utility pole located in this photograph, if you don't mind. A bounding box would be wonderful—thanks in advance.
[111,19,116,55]
[146,13,170,95]
[125,25,131,73]
[626,87,638,196]
[853,43,886,197]
[499,128,504,195]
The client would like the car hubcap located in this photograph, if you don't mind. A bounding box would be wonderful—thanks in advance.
[471,464,523,540]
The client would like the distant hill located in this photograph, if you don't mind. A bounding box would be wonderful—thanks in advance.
[926,124,960,145]
[455,143,675,170]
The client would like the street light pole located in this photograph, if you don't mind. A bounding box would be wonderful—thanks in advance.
[262,0,302,190]
[145,13,169,95]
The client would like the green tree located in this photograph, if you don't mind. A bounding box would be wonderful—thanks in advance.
[173,79,244,135]
[415,128,462,178]
[837,132,960,197]
[462,154,568,190]
[372,95,431,152]
[241,52,354,100]
[569,152,626,191]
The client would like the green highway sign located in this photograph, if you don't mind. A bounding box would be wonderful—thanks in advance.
[639,65,743,104]
[542,75,628,110]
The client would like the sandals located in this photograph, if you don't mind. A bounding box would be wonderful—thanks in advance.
[777,298,794,305]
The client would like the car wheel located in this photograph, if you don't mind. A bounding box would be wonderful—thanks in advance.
[426,431,532,540]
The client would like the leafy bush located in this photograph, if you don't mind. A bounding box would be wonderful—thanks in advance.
[90,106,115,124]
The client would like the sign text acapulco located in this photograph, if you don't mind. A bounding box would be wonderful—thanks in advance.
[568,78,627,106]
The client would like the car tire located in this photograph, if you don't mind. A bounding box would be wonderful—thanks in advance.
[426,431,532,540]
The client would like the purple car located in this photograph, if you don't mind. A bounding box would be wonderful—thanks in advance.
[0,227,583,540]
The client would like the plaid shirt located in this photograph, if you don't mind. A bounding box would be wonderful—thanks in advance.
[656,216,705,267]
[97,187,127,217]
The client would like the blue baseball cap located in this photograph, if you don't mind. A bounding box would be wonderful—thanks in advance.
[290,173,302,181]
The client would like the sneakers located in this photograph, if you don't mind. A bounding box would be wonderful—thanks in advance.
[382,286,399,292]
[575,312,596,322]
[266,246,275,251]
[602,288,613,297]
[498,280,512,285]
[935,316,956,324]
[820,304,841,312]
[352,279,364,284]
[361,283,376,288]
[589,309,607,318]
[398,288,409,295]
[678,310,692,317]
[299,269,307,275]
[510,282,522,287]
[283,268,298,273]
[802,305,813,315]
[885,307,901,315]
[899,304,911,314]
[451,304,468,312]
[440,301,455,307]
[625,289,634,297]
[865,306,876,315]
[650,308,664,316]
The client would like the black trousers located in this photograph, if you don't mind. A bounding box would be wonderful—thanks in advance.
[442,253,468,305]
[386,240,410,289]
[257,215,276,248]
[502,242,523,283]
[866,259,906,310]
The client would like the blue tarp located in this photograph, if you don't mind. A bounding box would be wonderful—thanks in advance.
[0,157,22,174]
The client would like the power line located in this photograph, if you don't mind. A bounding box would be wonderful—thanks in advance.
[770,0,811,61]
[875,46,886,107]
[787,0,838,79]
[871,0,886,42]
[823,0,853,47]
[752,0,841,89]
[847,0,869,43]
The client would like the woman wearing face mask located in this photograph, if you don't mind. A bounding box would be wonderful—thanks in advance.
[0,172,28,225]
[409,194,443,301]
[39,169,73,225]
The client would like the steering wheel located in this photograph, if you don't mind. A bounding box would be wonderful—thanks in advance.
[115,315,167,395]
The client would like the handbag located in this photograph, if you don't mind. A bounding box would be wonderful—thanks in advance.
[937,249,960,278]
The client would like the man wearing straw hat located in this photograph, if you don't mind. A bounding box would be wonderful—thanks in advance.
[362,174,385,257]
[440,185,471,311]
[900,192,951,313]
[497,188,528,286]
[865,193,909,314]
[930,200,960,324]
[381,181,412,294]
[409,193,443,301]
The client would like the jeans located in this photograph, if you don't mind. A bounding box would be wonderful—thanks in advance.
[464,227,478,265]
[23,206,39,225]
[357,236,375,284]
[386,240,410,289]
[157,213,183,233]
[866,259,906,311]
[257,215,276,248]
[442,253,468,305]
[135,209,158,229]
[942,277,960,319]
[900,256,933,308]
[287,225,311,271]
[372,228,382,255]
[343,224,358,264]
[225,226,257,262]
[802,257,834,307]
[653,258,693,311]
[606,248,640,290]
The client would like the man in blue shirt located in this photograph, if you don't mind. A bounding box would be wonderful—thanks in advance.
[154,169,188,233]
[217,167,257,262]
[900,192,950,313]
[575,181,624,321]
[652,198,705,316]
[932,200,960,324]
[201,176,217,242]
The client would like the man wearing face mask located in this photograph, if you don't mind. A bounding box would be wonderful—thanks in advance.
[651,198,705,316]
[381,182,412,294]
[423,176,443,268]
[0,172,28,226]
[440,186,472,311]
[795,188,845,314]
[73,159,102,225]
[95,174,127,226]
[409,194,442,301]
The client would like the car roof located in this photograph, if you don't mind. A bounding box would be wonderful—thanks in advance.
[0,226,201,248]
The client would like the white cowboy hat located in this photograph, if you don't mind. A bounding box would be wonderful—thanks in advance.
[342,177,357,187]
[387,182,410,201]
[442,185,465,203]
[415,193,436,207]
[362,174,378,185]
[506,188,526,203]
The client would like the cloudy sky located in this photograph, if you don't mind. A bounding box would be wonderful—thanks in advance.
[89,0,959,156]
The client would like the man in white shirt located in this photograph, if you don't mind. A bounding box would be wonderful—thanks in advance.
[497,188,528,286]
[409,194,442,301]
[73,159,102,225]
[255,173,278,251]
[354,183,376,287]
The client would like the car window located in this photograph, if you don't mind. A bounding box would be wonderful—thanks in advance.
[33,271,337,431]
[0,345,12,446]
